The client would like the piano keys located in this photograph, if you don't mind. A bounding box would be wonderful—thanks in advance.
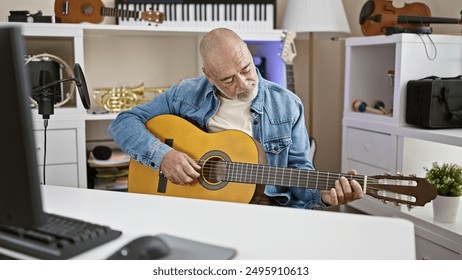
[115,0,276,30]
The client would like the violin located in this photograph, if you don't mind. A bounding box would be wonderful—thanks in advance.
[360,0,462,36]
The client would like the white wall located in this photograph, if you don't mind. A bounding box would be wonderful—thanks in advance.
[2,0,461,173]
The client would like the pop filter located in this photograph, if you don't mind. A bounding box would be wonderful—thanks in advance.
[73,63,91,110]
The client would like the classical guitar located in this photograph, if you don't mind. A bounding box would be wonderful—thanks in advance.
[280,30,297,93]
[54,0,164,24]
[128,115,437,207]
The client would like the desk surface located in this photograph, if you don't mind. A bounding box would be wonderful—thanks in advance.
[6,186,417,259]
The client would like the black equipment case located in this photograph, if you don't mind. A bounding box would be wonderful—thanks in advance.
[406,75,462,128]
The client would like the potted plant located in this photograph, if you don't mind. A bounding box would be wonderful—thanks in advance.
[424,162,462,223]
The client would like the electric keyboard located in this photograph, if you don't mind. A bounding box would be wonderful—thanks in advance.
[115,0,276,30]
[0,213,122,259]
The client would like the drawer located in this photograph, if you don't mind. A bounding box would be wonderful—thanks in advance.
[346,127,393,170]
[36,164,79,187]
[343,158,390,176]
[34,129,77,165]
[415,235,460,260]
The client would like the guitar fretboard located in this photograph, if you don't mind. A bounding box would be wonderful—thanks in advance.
[101,7,139,18]
[223,162,370,190]
[286,64,295,93]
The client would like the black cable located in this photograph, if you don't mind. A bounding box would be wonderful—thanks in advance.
[42,119,48,185]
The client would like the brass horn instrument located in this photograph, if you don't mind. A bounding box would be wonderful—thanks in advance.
[93,83,168,112]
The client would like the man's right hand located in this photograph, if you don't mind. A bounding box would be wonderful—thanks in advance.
[159,150,201,185]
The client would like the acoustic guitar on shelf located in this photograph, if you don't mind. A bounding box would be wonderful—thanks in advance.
[128,114,437,207]
[54,0,164,24]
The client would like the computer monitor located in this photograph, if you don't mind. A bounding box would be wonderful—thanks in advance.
[0,26,46,227]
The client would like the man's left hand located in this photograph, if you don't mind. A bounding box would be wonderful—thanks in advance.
[320,169,363,206]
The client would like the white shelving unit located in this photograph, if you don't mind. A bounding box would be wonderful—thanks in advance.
[1,22,286,190]
[341,33,462,259]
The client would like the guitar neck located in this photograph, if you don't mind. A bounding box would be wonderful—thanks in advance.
[286,64,295,93]
[101,7,140,18]
[223,162,368,190]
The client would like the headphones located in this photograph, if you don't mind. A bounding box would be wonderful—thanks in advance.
[385,26,433,35]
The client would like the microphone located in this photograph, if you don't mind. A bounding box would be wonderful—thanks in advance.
[31,63,91,119]
[32,70,55,119]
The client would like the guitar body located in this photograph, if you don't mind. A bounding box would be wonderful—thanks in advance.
[55,0,104,23]
[128,115,266,204]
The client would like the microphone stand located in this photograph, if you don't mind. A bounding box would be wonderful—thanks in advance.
[30,64,91,185]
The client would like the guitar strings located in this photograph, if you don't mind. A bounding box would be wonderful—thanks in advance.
[182,160,415,202]
[198,164,393,196]
[187,159,414,203]
[197,161,380,190]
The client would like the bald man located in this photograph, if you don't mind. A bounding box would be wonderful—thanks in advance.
[109,28,362,209]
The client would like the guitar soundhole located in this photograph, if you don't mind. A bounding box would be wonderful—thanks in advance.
[82,5,94,16]
[198,151,230,191]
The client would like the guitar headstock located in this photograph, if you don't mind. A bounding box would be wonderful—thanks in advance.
[280,30,297,65]
[140,11,165,24]
[367,174,437,207]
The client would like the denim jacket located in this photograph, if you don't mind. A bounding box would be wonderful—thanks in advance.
[108,72,326,209]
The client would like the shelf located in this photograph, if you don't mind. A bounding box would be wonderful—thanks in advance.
[343,116,462,148]
[344,33,462,127]
[399,126,462,148]
[1,22,283,41]
[346,33,462,47]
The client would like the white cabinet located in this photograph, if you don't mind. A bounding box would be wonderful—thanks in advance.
[2,22,286,189]
[342,34,462,259]
[34,128,79,187]
[342,33,462,178]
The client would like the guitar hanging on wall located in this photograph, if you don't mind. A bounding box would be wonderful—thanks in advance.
[128,114,438,208]
[280,30,297,93]
[54,0,164,24]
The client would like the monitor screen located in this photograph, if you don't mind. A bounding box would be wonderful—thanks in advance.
[0,26,45,227]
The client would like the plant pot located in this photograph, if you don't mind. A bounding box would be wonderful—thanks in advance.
[432,195,461,223]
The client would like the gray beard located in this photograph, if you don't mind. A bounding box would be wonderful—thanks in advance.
[215,83,258,102]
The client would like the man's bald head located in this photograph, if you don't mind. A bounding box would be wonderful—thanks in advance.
[199,28,247,70]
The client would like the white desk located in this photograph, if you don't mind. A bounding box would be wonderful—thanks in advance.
[4,186,417,259]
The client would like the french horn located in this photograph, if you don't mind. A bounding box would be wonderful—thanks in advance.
[93,83,168,113]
